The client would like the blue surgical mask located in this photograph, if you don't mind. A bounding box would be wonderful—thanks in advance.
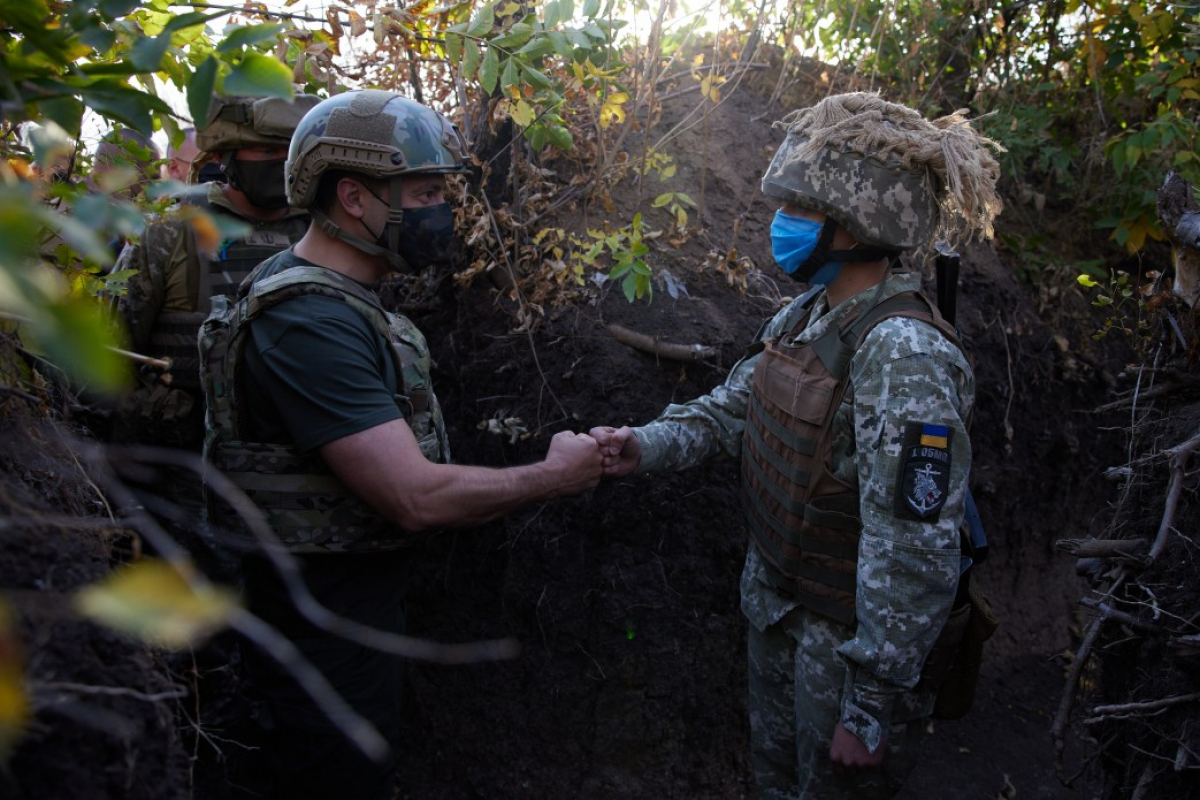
[770,209,842,285]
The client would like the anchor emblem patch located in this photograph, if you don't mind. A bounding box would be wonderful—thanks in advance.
[896,423,953,520]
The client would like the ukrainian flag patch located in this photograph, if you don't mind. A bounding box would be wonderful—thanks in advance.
[919,423,949,449]
[895,422,954,520]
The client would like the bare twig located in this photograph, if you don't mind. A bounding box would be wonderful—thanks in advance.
[606,323,717,362]
[34,681,187,704]
[1148,428,1200,563]
[228,609,389,762]
[1079,598,1162,634]
[1056,537,1147,559]
[1053,567,1129,776]
[1084,692,1200,724]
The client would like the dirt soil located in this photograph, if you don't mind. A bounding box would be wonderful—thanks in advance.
[0,71,1140,799]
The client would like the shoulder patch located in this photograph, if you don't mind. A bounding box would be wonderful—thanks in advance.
[894,422,953,520]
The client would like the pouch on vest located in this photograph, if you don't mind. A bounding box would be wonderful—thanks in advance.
[918,578,1000,720]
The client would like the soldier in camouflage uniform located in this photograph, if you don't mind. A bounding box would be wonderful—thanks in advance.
[200,89,603,800]
[112,94,319,450]
[591,93,1002,799]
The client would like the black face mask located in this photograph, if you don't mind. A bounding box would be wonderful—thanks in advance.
[363,192,458,270]
[227,157,289,210]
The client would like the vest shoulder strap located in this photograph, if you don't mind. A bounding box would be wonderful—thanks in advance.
[243,265,392,342]
[745,285,824,359]
[810,290,958,381]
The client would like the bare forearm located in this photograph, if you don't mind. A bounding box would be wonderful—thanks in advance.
[321,420,600,533]
[383,459,570,530]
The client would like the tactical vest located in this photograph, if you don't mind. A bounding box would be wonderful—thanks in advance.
[200,265,450,554]
[147,191,308,394]
[740,290,960,626]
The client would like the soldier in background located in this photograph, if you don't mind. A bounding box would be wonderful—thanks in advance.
[112,94,319,453]
[591,92,1002,799]
[162,126,199,183]
[91,127,161,200]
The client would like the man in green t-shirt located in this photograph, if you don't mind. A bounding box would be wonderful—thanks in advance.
[200,89,603,800]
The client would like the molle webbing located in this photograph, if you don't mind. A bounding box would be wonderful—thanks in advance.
[201,265,440,554]
[740,290,956,625]
[207,440,406,553]
[149,310,205,392]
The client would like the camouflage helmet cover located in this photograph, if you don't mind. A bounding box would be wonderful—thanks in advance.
[196,94,321,153]
[762,133,939,250]
[285,90,468,209]
[761,92,1002,250]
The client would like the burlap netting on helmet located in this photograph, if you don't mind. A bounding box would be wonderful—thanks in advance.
[761,92,1004,250]
[285,90,467,209]
[196,95,321,154]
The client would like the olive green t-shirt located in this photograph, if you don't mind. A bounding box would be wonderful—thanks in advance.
[239,250,404,453]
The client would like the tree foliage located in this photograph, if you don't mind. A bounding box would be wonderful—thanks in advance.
[1,0,1197,380]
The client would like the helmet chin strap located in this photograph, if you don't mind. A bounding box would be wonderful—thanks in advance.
[795,219,897,280]
[311,177,415,273]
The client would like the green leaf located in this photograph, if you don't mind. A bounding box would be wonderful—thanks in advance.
[99,0,140,18]
[516,37,556,59]
[492,22,534,49]
[543,0,561,27]
[479,46,499,94]
[444,31,463,64]
[189,55,218,126]
[130,32,173,71]
[216,23,286,54]
[546,31,575,58]
[467,4,495,37]
[559,0,575,23]
[463,38,482,81]
[565,27,591,48]
[35,295,128,392]
[583,0,600,18]
[546,125,573,150]
[223,53,294,100]
[529,124,547,151]
[520,62,553,89]
[38,96,84,135]
[652,192,673,207]
[164,10,225,33]
[500,56,519,90]
[77,79,170,135]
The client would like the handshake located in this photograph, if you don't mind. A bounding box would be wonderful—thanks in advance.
[541,425,643,496]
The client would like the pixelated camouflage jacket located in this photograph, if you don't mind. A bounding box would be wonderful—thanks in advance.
[114,183,309,388]
[633,270,974,750]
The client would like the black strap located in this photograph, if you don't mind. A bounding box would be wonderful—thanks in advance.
[796,218,839,275]
[936,250,961,327]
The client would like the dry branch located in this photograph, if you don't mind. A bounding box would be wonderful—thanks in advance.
[1084,692,1200,724]
[606,323,717,362]
[1057,537,1147,559]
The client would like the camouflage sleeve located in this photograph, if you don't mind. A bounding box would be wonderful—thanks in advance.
[835,317,974,753]
[114,222,185,353]
[632,297,810,474]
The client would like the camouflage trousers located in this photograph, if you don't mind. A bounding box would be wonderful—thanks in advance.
[746,605,925,800]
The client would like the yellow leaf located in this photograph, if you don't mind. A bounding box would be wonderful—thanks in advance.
[187,213,221,254]
[74,560,238,650]
[0,602,29,762]
[511,99,535,127]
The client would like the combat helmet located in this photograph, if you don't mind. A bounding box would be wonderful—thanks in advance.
[285,90,468,270]
[761,92,1003,253]
[285,89,467,209]
[196,94,322,153]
